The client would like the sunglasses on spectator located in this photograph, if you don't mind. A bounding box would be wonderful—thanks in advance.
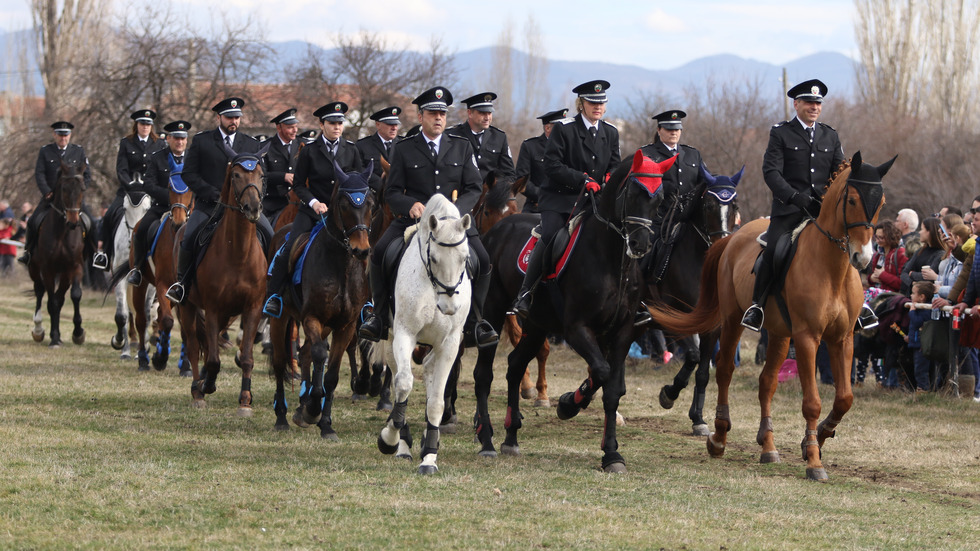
[971,207,979,214]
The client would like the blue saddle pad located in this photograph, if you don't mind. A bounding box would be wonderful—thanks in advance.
[291,220,326,286]
[148,214,169,257]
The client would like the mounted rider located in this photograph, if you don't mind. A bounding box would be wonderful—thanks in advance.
[516,108,567,213]
[261,108,300,225]
[356,106,402,190]
[358,86,498,348]
[447,92,516,184]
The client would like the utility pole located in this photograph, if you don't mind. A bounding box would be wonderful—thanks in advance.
[782,67,790,121]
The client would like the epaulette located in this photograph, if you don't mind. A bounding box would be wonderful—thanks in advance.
[356,135,371,143]
[818,122,837,131]
[601,120,618,130]
[345,139,355,145]
[556,118,575,125]
[772,121,786,128]
[194,130,210,136]
[447,133,469,140]
[679,144,697,151]
[489,125,505,134]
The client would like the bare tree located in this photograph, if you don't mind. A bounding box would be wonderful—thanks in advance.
[485,14,551,146]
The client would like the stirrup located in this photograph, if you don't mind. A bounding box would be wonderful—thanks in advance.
[165,282,185,304]
[741,304,764,332]
[509,291,533,319]
[126,268,142,287]
[263,294,283,319]
[473,319,499,349]
[634,304,653,327]
[17,251,30,265]
[92,250,109,270]
[857,304,879,330]
[358,314,386,342]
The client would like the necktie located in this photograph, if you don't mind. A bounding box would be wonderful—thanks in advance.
[589,126,597,141]
[476,132,484,147]
[384,141,391,156]
[671,148,678,157]
[429,141,437,159]
[225,135,233,150]
[59,148,65,157]
[806,126,814,143]
[286,141,294,159]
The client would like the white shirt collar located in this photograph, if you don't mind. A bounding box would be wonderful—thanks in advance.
[581,117,599,132]
[796,116,815,131]
[219,128,236,141]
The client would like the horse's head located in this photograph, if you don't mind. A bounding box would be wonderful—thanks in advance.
[821,151,895,270]
[613,150,678,258]
[420,194,471,316]
[54,160,86,227]
[221,141,271,223]
[331,159,375,259]
[472,171,518,235]
[168,174,193,228]
[700,164,742,244]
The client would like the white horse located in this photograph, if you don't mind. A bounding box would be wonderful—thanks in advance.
[109,187,155,361]
[376,194,472,475]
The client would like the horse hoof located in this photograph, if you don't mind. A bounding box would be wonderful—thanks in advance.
[759,451,781,464]
[376,400,393,413]
[120,352,132,360]
[500,444,520,456]
[190,399,207,409]
[301,410,321,426]
[706,433,726,457]
[659,387,675,409]
[806,467,828,481]
[440,423,457,435]
[48,342,61,349]
[396,450,413,460]
[110,336,124,350]
[274,422,289,432]
[556,392,580,420]
[236,407,253,418]
[234,351,242,368]
[378,435,398,455]
[137,364,150,372]
[534,399,551,408]
[521,387,537,400]
[321,431,340,442]
[603,461,627,474]
[351,393,368,402]
[692,424,710,437]
[417,464,438,475]
[72,331,85,345]
[31,331,44,343]
[292,411,311,428]
[152,355,168,371]
[478,449,498,458]
[179,370,192,378]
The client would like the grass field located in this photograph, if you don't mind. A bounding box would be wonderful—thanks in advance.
[1,273,978,550]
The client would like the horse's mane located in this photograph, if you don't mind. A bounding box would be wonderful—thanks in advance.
[827,159,853,193]
[484,179,513,213]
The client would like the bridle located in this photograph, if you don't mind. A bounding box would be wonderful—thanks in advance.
[810,176,883,253]
[698,183,738,245]
[591,173,659,259]
[322,186,371,254]
[218,156,265,215]
[419,217,468,297]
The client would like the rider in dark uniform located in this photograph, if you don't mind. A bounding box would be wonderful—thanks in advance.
[358,86,498,348]
[262,108,300,224]
[741,79,848,331]
[356,106,402,193]
[516,108,567,213]
[511,80,622,319]
[165,97,273,303]
[94,109,167,270]
[262,101,367,318]
[447,92,516,184]
[19,121,94,265]
[126,120,192,286]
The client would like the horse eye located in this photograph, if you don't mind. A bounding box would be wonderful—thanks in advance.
[848,197,856,206]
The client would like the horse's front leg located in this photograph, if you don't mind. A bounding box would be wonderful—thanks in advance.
[688,331,715,436]
[234,308,262,417]
[659,333,699,410]
[70,274,85,345]
[111,281,130,358]
[317,323,355,441]
[378,329,417,460]
[817,335,855,452]
[556,325,608,420]
[438,349,462,433]
[178,308,205,407]
[793,333,827,481]
[152,294,174,371]
[47,276,67,347]
[473,341,498,457]
[301,317,326,425]
[31,279,45,343]
[757,337,790,464]
[707,315,745,458]
[199,314,223,396]
[269,316,292,431]
[502,324,548,456]
[418,336,461,475]
[134,283,151,371]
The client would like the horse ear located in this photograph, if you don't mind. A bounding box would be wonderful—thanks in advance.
[460,213,471,231]
[361,159,374,180]
[700,163,717,185]
[333,160,348,184]
[630,150,645,173]
[656,154,678,173]
[731,165,746,186]
[256,140,272,158]
[850,150,862,169]
[428,213,439,232]
[876,155,898,179]
[484,170,496,190]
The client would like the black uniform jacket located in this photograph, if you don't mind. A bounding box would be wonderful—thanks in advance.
[516,133,548,207]
[355,132,391,192]
[447,122,515,183]
[143,148,183,211]
[116,136,167,194]
[263,137,295,214]
[638,140,705,200]
[183,129,262,211]
[762,118,844,217]
[292,136,365,218]
[541,113,621,213]
[35,143,92,196]
[384,132,482,220]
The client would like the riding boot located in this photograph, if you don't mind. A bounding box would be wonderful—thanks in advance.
[509,242,546,319]
[262,248,289,318]
[126,227,148,286]
[17,219,36,265]
[165,247,194,303]
[358,264,389,342]
[465,271,499,349]
[741,257,771,332]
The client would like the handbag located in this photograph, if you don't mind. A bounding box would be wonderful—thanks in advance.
[920,319,951,362]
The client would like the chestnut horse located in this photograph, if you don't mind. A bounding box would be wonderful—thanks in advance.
[177,147,269,412]
[131,179,194,374]
[29,161,87,347]
[650,151,894,480]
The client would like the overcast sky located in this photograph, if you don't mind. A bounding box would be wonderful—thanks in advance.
[0,0,859,70]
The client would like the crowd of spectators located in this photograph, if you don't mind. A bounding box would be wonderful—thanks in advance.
[0,200,31,274]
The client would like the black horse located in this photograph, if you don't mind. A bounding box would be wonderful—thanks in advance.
[648,165,742,435]
[474,151,678,472]
[270,161,375,437]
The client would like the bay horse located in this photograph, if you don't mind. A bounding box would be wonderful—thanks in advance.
[376,194,472,475]
[108,183,153,360]
[650,151,894,480]
[482,151,676,471]
[29,161,88,347]
[270,161,375,439]
[130,178,194,374]
[177,144,270,412]
[653,165,741,436]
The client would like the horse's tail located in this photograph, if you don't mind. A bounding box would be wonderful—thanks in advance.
[100,264,131,304]
[649,233,732,335]
[364,337,388,368]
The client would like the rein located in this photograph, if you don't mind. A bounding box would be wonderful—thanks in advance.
[590,177,656,260]
[808,176,882,253]
[321,187,371,255]
[418,218,467,296]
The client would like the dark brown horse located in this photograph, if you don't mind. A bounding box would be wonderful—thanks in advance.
[29,161,87,347]
[270,161,374,437]
[177,150,269,413]
[650,152,894,480]
[131,180,194,374]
